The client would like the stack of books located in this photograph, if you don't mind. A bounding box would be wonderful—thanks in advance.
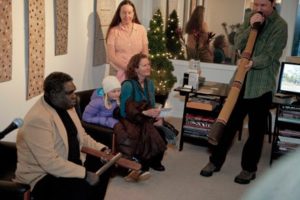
[186,95,220,111]
[277,140,300,152]
[183,113,215,138]
[280,106,300,120]
[279,129,300,138]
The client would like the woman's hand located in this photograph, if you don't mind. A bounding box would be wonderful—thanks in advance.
[142,108,161,118]
[154,118,163,126]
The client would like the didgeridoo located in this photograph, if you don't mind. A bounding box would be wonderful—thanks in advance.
[208,20,262,145]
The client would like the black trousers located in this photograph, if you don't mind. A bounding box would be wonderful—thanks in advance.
[32,156,112,200]
[210,90,272,172]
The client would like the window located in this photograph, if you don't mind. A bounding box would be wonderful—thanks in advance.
[291,0,300,56]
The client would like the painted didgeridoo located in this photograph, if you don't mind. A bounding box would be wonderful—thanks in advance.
[207,21,262,145]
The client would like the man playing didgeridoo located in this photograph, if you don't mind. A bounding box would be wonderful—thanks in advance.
[200,0,287,184]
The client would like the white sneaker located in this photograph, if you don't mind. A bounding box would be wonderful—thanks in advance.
[138,171,151,181]
[124,170,151,182]
[124,170,140,182]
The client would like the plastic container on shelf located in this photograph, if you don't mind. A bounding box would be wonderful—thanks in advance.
[188,59,201,75]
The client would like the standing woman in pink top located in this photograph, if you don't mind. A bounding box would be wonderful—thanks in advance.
[106,0,149,83]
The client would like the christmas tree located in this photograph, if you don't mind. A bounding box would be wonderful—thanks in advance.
[165,10,185,59]
[148,9,177,96]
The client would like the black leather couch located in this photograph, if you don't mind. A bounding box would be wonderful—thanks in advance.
[75,89,168,148]
[0,141,30,200]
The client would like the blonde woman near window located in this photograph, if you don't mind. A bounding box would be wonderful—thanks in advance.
[185,6,213,62]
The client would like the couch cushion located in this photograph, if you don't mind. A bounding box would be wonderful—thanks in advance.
[0,141,17,180]
[75,89,95,118]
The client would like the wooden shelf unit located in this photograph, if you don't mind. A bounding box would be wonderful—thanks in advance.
[175,81,228,151]
[270,97,300,164]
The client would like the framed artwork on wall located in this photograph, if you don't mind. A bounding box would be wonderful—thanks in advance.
[27,0,45,99]
[54,0,68,56]
[0,0,12,83]
[93,0,115,66]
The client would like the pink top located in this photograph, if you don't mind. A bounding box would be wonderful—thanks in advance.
[107,23,148,82]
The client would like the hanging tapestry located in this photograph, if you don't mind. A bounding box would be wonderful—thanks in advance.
[0,0,12,82]
[93,0,115,66]
[55,0,68,55]
[27,0,45,99]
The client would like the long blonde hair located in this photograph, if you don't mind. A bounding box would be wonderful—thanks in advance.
[103,91,120,109]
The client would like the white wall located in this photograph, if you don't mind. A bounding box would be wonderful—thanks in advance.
[280,0,299,56]
[166,60,236,118]
[0,1,107,142]
[206,0,245,36]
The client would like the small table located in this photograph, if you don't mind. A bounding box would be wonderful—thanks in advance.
[175,81,229,151]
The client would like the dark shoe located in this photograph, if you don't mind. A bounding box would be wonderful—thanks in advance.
[150,163,165,171]
[234,170,256,184]
[200,162,220,177]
